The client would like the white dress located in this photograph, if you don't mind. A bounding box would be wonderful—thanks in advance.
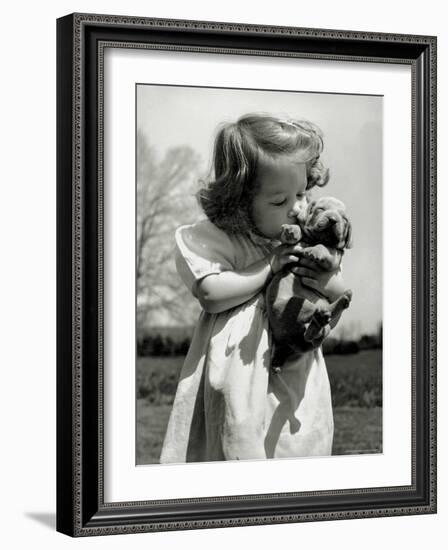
[160,219,334,463]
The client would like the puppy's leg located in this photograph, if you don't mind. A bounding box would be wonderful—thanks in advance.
[328,289,352,317]
[310,324,331,347]
[302,244,330,268]
[302,244,342,271]
[304,290,352,344]
[303,308,331,342]
[270,342,294,374]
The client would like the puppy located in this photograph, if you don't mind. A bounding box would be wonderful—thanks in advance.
[265,196,353,373]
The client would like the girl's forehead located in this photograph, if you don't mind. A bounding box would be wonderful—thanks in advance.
[256,157,308,193]
[257,155,308,177]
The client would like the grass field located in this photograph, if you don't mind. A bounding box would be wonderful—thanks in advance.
[136,401,382,464]
[136,350,382,464]
[136,349,382,407]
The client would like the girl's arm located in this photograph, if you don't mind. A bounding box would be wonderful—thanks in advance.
[293,259,347,328]
[293,258,347,302]
[196,243,302,314]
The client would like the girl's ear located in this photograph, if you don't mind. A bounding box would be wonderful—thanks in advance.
[344,220,353,248]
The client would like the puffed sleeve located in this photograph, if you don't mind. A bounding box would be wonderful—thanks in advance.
[175,220,236,297]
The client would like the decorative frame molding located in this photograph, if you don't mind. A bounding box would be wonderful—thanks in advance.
[57,13,437,536]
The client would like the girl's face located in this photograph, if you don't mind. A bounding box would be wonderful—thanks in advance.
[251,156,308,239]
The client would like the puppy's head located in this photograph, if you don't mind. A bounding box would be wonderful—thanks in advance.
[300,196,353,249]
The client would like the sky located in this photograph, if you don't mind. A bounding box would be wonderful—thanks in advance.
[137,84,382,337]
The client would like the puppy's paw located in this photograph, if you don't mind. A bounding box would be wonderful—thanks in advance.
[302,244,330,266]
[304,312,330,342]
[313,309,331,326]
[280,224,301,244]
[328,290,353,318]
[339,289,353,309]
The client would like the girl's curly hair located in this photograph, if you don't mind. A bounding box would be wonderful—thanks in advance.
[197,114,330,235]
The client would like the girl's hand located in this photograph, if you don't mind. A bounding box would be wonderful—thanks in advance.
[292,257,346,302]
[268,243,303,274]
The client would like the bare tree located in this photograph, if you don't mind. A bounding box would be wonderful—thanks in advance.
[136,129,202,330]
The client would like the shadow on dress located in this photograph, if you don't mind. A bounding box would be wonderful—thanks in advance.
[236,299,271,368]
[264,358,312,458]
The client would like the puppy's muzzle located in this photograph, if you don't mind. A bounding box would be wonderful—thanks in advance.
[315,211,342,230]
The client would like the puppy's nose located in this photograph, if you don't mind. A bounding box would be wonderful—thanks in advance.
[327,213,339,224]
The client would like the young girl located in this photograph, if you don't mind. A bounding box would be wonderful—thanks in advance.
[160,114,346,463]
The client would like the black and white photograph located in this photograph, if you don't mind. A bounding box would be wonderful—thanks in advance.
[1,0,443,545]
[136,85,383,465]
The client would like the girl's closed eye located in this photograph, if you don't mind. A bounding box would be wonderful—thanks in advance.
[271,194,306,207]
[271,198,287,206]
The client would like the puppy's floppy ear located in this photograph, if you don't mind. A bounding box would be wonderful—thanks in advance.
[298,199,316,225]
[344,220,353,249]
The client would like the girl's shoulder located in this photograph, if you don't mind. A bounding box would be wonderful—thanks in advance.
[175,219,237,266]
[176,219,234,251]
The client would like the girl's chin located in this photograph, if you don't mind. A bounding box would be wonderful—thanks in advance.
[268,232,283,241]
[253,227,282,240]
[262,231,278,239]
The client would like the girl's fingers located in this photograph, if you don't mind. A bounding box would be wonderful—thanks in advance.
[300,256,314,266]
[283,244,303,255]
[292,267,316,278]
[298,257,317,268]
[301,277,318,289]
[290,243,304,254]
[285,255,300,264]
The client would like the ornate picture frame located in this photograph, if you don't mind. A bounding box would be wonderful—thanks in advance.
[57,13,436,536]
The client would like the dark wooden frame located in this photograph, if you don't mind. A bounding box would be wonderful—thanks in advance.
[57,13,437,537]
